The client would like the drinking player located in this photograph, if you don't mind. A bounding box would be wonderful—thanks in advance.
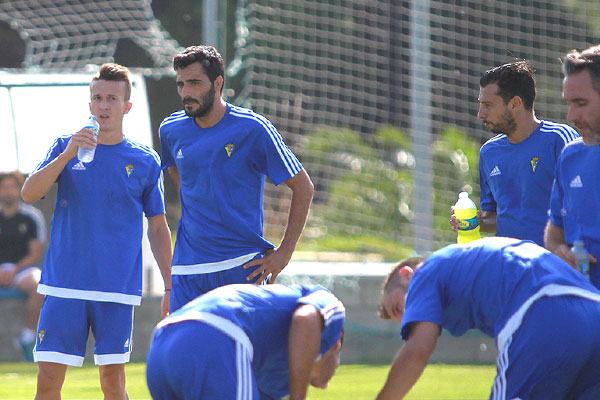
[146,284,345,400]
[376,237,600,399]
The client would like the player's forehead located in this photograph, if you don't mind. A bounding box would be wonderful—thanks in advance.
[478,83,501,103]
[90,79,127,99]
[562,70,598,101]
[176,62,209,82]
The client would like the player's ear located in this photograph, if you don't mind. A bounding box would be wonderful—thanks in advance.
[508,95,522,110]
[398,266,414,279]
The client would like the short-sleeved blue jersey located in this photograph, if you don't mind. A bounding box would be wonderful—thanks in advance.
[35,136,165,305]
[549,139,600,286]
[401,238,598,345]
[479,121,578,245]
[159,104,303,268]
[161,284,345,399]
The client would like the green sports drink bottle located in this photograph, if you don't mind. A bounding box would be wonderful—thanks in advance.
[454,192,481,244]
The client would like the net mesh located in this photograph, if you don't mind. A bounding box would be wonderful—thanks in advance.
[0,0,181,73]
[230,0,598,254]
[1,0,598,257]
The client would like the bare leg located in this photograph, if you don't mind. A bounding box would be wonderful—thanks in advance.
[35,361,67,400]
[99,364,129,400]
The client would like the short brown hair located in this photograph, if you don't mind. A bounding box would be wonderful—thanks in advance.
[90,63,132,101]
[377,257,425,320]
[0,171,24,188]
[562,45,600,94]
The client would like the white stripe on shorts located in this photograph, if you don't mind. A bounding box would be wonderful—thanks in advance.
[171,252,260,275]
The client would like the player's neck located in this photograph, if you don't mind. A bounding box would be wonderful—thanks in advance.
[98,128,125,145]
[194,98,227,129]
[507,114,540,144]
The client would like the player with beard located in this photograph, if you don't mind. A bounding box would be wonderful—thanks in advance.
[545,45,600,288]
[450,61,578,246]
[159,45,314,312]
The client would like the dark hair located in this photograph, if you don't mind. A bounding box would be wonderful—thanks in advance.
[90,63,132,101]
[562,45,600,94]
[0,171,24,188]
[173,45,225,94]
[377,257,426,320]
[479,61,536,110]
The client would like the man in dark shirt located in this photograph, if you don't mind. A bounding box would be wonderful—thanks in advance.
[0,171,46,361]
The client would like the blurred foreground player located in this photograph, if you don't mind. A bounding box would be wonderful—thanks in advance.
[146,284,345,400]
[376,237,600,400]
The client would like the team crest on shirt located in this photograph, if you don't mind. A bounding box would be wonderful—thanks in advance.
[38,330,45,344]
[125,164,134,178]
[225,143,235,158]
[530,156,539,173]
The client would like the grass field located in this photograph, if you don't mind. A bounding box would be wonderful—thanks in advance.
[0,362,496,399]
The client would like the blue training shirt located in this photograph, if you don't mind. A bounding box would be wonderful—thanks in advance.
[401,237,598,344]
[479,120,578,245]
[549,139,600,287]
[35,136,165,305]
[159,104,303,268]
[162,284,345,400]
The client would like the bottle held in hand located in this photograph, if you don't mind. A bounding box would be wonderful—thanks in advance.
[77,115,100,163]
[454,191,481,244]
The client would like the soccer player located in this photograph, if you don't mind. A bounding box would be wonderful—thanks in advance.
[450,62,578,246]
[159,45,314,312]
[21,63,172,400]
[376,237,600,399]
[0,171,46,361]
[146,283,345,400]
[545,45,600,287]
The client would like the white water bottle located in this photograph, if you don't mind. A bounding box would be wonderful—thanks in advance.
[77,115,100,163]
[571,240,590,280]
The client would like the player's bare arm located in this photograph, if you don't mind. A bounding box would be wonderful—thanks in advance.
[288,304,323,400]
[544,220,597,268]
[244,168,314,283]
[147,213,173,318]
[377,321,440,400]
[167,165,180,194]
[21,129,97,202]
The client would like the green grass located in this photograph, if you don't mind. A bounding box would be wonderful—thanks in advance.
[1,362,496,399]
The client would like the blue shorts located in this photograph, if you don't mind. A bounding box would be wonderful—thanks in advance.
[34,296,134,366]
[146,321,258,400]
[491,296,600,400]
[170,256,270,312]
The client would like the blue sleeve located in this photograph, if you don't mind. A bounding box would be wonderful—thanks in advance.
[400,265,444,341]
[32,137,67,174]
[251,120,303,186]
[159,126,175,170]
[478,154,496,212]
[298,288,345,355]
[143,162,166,218]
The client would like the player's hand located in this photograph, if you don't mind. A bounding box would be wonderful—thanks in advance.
[64,128,99,160]
[449,206,459,232]
[554,244,578,270]
[244,247,292,284]
[160,291,170,319]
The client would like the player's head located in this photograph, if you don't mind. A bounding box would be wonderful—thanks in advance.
[90,63,132,102]
[0,171,25,206]
[310,331,344,389]
[173,45,225,94]
[562,45,600,145]
[478,62,535,136]
[173,46,225,118]
[89,63,133,131]
[378,257,425,323]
